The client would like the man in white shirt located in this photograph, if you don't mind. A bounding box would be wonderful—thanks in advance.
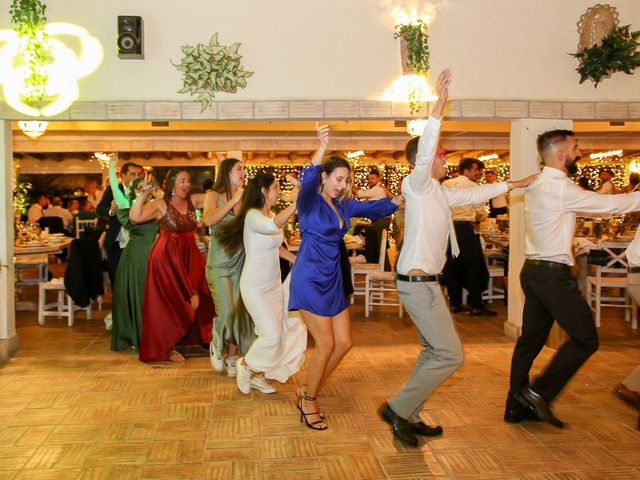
[597,169,616,194]
[485,170,509,217]
[44,195,73,230]
[506,130,640,429]
[442,158,494,316]
[85,180,103,209]
[27,194,50,224]
[378,70,537,447]
[613,230,640,430]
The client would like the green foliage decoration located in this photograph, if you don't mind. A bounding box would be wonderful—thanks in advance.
[394,19,430,114]
[13,180,32,216]
[572,25,640,86]
[9,0,51,105]
[172,33,254,111]
[394,19,430,76]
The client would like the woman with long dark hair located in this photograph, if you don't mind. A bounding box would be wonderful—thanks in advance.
[130,168,214,362]
[289,126,401,429]
[216,172,305,395]
[202,158,254,377]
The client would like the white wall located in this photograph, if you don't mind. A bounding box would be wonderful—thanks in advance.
[0,0,639,102]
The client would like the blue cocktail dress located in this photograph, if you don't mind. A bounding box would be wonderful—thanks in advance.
[289,165,398,316]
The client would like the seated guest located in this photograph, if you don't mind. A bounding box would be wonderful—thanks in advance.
[68,198,80,215]
[85,180,103,209]
[597,168,616,194]
[44,195,74,230]
[27,194,49,224]
[485,170,508,217]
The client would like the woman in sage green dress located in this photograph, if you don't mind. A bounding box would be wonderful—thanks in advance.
[108,157,158,351]
[203,158,255,376]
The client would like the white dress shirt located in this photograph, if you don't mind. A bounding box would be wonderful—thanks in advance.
[625,228,640,268]
[116,184,130,248]
[44,206,73,229]
[396,117,509,275]
[27,204,44,224]
[356,182,388,201]
[525,166,640,266]
[442,175,486,222]
[491,191,508,209]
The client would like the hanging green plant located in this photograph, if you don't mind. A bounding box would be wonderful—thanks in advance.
[172,33,254,111]
[572,25,640,86]
[394,19,430,114]
[394,19,430,76]
[9,0,51,105]
[13,179,32,216]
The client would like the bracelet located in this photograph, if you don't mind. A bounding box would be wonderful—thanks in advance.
[506,181,514,191]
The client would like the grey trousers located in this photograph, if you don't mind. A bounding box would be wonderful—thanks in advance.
[623,273,640,392]
[389,280,464,422]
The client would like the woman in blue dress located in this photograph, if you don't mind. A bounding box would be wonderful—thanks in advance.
[289,126,401,430]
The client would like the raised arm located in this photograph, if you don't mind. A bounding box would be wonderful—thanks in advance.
[202,188,243,227]
[563,181,640,215]
[311,124,329,166]
[108,156,130,210]
[129,173,165,224]
[409,70,451,194]
[444,175,537,207]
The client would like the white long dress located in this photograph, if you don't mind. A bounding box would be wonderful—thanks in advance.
[240,209,307,382]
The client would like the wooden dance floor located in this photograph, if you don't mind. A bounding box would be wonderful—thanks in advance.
[2,286,640,479]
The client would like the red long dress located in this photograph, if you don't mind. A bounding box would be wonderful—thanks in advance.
[139,199,214,362]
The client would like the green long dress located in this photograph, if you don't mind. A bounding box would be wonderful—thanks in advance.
[111,209,158,351]
[206,197,255,356]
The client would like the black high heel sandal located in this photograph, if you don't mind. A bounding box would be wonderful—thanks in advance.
[297,393,328,430]
[296,386,325,419]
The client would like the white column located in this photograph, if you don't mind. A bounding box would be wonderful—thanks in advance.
[0,121,17,362]
[505,118,573,339]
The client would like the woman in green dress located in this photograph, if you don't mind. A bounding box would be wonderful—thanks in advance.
[108,157,159,351]
[203,158,255,376]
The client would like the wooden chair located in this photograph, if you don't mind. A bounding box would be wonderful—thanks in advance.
[587,240,637,328]
[350,229,388,302]
[75,217,98,239]
[38,279,93,327]
[364,270,403,317]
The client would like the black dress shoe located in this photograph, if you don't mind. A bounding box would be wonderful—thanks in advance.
[470,306,497,317]
[504,406,539,423]
[378,403,419,447]
[410,421,443,436]
[514,387,564,428]
[451,305,471,314]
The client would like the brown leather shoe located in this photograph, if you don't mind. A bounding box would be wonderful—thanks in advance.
[614,383,640,411]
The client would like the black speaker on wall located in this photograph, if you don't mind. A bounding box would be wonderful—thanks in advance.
[117,16,144,59]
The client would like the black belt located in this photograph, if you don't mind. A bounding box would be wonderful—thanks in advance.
[453,220,473,224]
[629,267,640,273]
[396,273,441,283]
[524,259,570,270]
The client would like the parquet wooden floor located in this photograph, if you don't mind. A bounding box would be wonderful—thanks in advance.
[2,282,640,479]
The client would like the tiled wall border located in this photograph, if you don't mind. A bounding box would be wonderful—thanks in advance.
[2,100,640,121]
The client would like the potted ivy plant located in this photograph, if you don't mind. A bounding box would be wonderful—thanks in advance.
[394,19,430,114]
[9,0,51,106]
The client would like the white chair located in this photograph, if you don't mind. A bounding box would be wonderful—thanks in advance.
[38,278,93,327]
[587,240,637,328]
[364,270,403,317]
[350,229,388,302]
[483,264,506,303]
[75,217,98,238]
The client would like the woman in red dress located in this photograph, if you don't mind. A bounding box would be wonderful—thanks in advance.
[130,169,214,362]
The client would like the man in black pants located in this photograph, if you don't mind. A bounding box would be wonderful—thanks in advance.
[443,158,494,316]
[505,129,640,428]
[97,162,143,285]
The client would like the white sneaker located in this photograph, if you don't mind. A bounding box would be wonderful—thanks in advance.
[226,355,237,378]
[250,375,277,394]
[236,359,251,395]
[209,342,224,372]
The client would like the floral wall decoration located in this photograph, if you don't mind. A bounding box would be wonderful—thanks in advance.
[572,4,640,86]
[172,33,253,111]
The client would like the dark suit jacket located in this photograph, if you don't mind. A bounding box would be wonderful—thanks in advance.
[97,184,125,254]
[64,238,104,308]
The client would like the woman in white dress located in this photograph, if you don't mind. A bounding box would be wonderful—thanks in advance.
[216,172,306,394]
